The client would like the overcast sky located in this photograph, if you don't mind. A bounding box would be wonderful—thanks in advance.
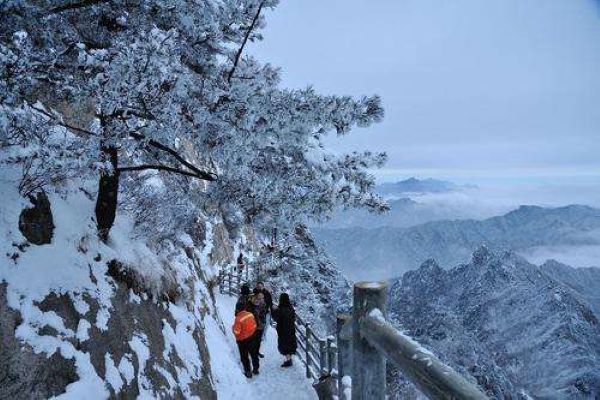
[249,0,600,184]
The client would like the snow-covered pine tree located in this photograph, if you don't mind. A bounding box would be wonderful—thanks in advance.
[1,0,387,246]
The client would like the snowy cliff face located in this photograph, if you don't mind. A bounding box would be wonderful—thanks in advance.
[314,204,600,280]
[0,172,253,399]
[387,247,600,399]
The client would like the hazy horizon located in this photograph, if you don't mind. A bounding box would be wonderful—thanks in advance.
[249,0,600,187]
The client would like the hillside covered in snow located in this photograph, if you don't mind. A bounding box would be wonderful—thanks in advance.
[0,170,225,398]
[387,247,600,399]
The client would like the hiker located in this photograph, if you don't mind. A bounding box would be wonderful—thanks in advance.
[255,281,273,311]
[235,284,251,314]
[236,252,245,274]
[255,281,273,342]
[272,292,297,367]
[249,290,268,358]
[232,303,260,378]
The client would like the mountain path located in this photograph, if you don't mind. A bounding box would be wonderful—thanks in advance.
[211,293,317,400]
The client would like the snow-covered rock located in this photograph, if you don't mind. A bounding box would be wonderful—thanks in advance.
[541,259,600,318]
[0,175,232,398]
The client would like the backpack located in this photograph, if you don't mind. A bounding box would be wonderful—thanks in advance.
[232,311,257,341]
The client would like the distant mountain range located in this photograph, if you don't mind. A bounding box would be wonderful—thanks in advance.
[318,178,483,230]
[314,204,600,280]
[318,197,476,229]
[387,247,600,399]
[376,177,476,198]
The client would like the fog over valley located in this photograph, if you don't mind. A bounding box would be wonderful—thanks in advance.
[314,178,600,281]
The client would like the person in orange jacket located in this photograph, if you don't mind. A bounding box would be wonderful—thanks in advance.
[232,303,260,378]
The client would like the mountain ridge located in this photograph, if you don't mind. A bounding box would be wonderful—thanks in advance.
[387,247,600,399]
[314,204,600,280]
[376,177,473,197]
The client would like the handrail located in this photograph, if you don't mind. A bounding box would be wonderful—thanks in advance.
[347,282,488,400]
[361,314,488,400]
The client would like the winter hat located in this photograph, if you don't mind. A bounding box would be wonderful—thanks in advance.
[241,284,250,296]
[279,292,291,307]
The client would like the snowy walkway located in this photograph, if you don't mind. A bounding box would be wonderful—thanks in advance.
[206,294,317,400]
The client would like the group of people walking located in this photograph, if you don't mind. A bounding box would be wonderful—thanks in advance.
[232,281,297,378]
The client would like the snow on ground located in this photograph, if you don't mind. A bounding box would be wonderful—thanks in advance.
[206,293,317,400]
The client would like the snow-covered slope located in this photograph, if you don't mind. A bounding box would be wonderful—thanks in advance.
[387,247,600,399]
[0,174,226,398]
[0,168,280,399]
[314,204,600,280]
[541,259,600,318]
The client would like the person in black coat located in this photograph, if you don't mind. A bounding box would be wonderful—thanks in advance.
[272,292,297,367]
[254,281,273,346]
[248,290,268,358]
[255,282,273,311]
[235,284,251,315]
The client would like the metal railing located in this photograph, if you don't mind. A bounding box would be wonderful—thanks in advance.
[218,266,488,399]
[218,265,336,382]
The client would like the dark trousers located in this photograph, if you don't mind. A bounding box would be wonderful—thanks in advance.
[255,329,264,354]
[237,335,259,373]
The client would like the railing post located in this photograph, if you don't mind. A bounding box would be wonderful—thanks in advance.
[218,270,223,294]
[337,313,352,397]
[336,314,352,390]
[352,282,387,400]
[319,339,328,376]
[327,335,336,375]
[305,323,312,379]
[227,271,232,294]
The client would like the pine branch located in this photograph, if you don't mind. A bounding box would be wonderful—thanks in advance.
[117,164,209,180]
[227,1,265,84]
[30,104,216,181]
[49,0,110,14]
[30,104,96,136]
[128,132,217,181]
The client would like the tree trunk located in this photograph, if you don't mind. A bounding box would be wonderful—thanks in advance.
[95,145,119,242]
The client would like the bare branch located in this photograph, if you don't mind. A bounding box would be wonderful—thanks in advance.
[128,132,217,181]
[228,1,265,84]
[49,0,110,14]
[117,164,213,180]
[30,104,96,137]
